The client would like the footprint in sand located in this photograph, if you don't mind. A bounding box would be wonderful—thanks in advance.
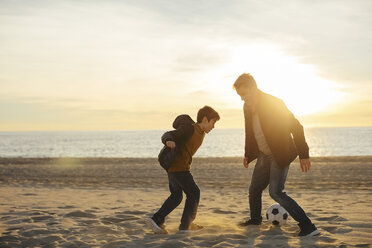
[22,193,38,196]
[90,226,118,235]
[322,225,338,233]
[0,235,21,245]
[122,210,147,215]
[114,214,140,221]
[46,221,60,226]
[58,205,76,209]
[6,217,32,225]
[102,240,130,248]
[77,219,99,225]
[212,208,236,215]
[21,228,54,237]
[64,210,97,218]
[315,216,348,222]
[112,210,147,222]
[316,236,338,243]
[31,215,54,222]
[101,217,126,224]
[337,228,353,234]
[354,244,371,248]
[321,225,353,234]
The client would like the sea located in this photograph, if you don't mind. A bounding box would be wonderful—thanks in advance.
[0,127,371,158]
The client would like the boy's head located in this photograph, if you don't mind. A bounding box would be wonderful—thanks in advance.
[233,73,258,107]
[197,106,220,133]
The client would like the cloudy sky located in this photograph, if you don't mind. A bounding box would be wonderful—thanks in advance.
[1,0,371,131]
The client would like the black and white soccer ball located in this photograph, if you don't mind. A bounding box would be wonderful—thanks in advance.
[266,204,289,226]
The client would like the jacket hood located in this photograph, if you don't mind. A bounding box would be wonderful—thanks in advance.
[172,114,195,129]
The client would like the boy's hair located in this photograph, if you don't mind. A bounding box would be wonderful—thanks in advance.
[233,73,257,90]
[197,106,220,123]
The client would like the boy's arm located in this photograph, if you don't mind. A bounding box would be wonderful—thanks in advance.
[161,131,174,145]
[161,124,194,146]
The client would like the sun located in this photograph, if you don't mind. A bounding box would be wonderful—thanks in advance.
[201,43,342,116]
[255,63,341,116]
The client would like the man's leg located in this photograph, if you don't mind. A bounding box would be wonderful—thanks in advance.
[173,171,200,229]
[152,173,183,225]
[268,158,319,236]
[268,158,311,224]
[248,153,271,222]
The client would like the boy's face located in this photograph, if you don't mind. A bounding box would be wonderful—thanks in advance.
[202,117,217,133]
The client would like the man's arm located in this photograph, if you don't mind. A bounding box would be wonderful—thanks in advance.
[281,101,311,172]
[279,100,309,158]
[243,103,250,168]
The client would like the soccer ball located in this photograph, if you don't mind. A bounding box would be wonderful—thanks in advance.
[266,204,289,226]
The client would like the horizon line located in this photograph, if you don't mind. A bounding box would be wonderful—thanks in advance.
[0,125,372,133]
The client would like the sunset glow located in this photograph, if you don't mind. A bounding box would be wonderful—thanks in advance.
[198,44,343,116]
[0,1,371,130]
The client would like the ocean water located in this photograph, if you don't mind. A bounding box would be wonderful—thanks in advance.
[0,127,371,158]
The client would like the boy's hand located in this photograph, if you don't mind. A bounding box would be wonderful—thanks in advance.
[166,141,176,149]
[300,158,311,172]
[243,157,249,168]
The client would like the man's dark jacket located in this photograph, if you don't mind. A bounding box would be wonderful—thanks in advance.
[158,115,195,171]
[244,91,309,168]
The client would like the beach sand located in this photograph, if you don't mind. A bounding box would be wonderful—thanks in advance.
[0,157,371,247]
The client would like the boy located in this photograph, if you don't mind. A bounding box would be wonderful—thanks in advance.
[146,106,220,233]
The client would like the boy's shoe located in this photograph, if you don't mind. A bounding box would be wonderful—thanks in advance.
[179,223,204,233]
[146,217,168,234]
[238,218,262,227]
[298,223,320,237]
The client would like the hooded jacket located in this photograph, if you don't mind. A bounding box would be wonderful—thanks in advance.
[244,91,309,168]
[158,115,195,171]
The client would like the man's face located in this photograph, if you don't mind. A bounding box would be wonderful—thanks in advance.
[202,118,217,133]
[236,86,257,107]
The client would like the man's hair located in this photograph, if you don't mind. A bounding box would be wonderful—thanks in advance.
[197,106,220,123]
[233,73,257,90]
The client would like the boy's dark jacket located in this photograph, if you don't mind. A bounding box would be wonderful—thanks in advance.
[244,91,309,168]
[158,115,195,171]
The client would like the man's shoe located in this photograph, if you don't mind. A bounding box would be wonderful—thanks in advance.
[298,223,320,237]
[179,223,204,233]
[145,217,168,234]
[238,218,262,227]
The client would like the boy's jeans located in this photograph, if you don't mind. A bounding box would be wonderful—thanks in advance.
[153,171,200,229]
[249,152,311,225]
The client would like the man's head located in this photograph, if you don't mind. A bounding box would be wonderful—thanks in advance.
[197,106,220,133]
[233,73,259,107]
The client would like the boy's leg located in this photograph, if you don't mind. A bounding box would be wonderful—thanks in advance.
[268,158,312,225]
[172,171,200,229]
[152,173,183,225]
[248,153,271,222]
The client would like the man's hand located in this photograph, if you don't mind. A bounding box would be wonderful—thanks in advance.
[166,141,176,149]
[243,157,249,168]
[300,158,311,172]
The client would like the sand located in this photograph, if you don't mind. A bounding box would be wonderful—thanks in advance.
[0,156,371,247]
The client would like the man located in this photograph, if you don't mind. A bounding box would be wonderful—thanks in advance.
[146,106,220,233]
[233,73,320,237]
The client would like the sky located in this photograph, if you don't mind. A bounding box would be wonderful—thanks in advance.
[0,0,371,131]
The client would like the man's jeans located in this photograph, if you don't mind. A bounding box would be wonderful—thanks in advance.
[153,171,200,229]
[249,152,311,225]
